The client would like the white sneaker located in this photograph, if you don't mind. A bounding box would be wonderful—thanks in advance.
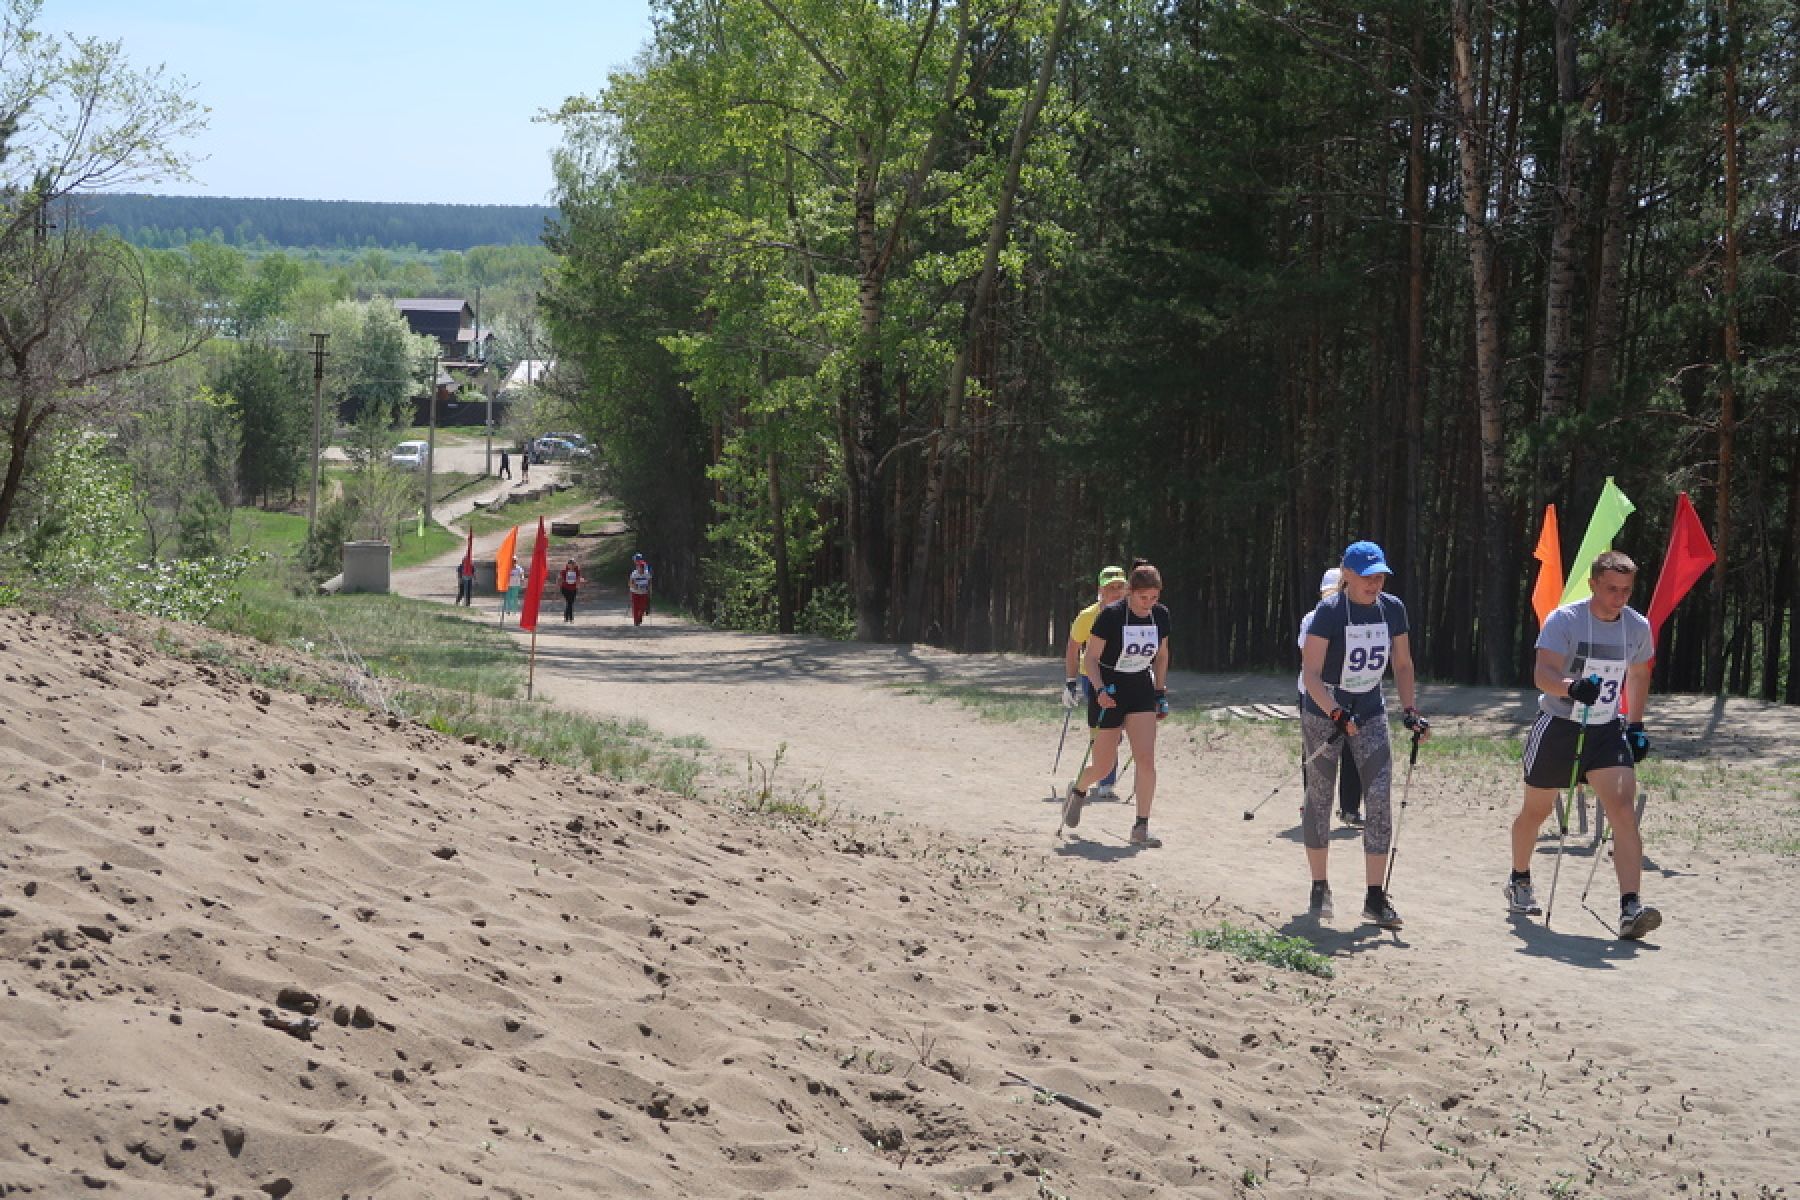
[1092,784,1116,801]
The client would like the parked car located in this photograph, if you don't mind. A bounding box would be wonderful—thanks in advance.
[390,440,430,471]
[536,432,593,463]
[543,431,592,456]
[531,436,583,464]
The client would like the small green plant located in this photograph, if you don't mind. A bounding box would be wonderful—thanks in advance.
[1193,922,1334,978]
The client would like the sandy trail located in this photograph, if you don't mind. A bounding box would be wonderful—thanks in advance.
[393,538,1800,1183]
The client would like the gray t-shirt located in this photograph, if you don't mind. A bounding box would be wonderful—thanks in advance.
[1535,601,1652,720]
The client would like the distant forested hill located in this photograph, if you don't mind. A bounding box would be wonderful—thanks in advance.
[81,194,555,251]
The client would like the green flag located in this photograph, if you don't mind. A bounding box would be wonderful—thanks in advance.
[1559,477,1636,605]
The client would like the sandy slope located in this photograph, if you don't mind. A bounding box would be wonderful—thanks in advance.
[2,574,1796,1197]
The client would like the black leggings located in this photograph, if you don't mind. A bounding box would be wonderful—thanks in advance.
[561,587,577,620]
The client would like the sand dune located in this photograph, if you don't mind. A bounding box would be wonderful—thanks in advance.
[3,604,1795,1197]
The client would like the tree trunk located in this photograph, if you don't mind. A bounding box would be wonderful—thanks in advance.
[901,0,1071,643]
[1404,12,1428,635]
[844,138,893,641]
[1539,0,1590,497]
[1705,0,1740,694]
[1452,0,1515,686]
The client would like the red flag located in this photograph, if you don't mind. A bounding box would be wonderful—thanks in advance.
[518,517,550,632]
[1646,492,1716,653]
[1530,504,1564,629]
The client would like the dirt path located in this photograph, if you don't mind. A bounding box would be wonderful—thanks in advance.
[391,539,1800,1182]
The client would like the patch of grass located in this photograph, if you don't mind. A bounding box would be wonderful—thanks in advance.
[734,743,838,825]
[886,681,1060,724]
[228,508,310,557]
[1192,921,1335,979]
[402,691,703,797]
[1421,732,1524,762]
[463,487,611,538]
[389,522,462,569]
[199,565,703,796]
[211,570,524,697]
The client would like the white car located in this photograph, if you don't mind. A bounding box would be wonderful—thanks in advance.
[390,440,430,471]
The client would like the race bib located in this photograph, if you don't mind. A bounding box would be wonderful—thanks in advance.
[1115,622,1159,674]
[1578,656,1628,722]
[1338,622,1390,693]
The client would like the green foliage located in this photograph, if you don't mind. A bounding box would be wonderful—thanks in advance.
[13,430,138,588]
[14,429,260,619]
[1192,922,1335,979]
[212,341,308,506]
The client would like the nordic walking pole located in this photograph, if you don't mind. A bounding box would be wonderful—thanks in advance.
[1051,705,1072,780]
[1544,679,1598,929]
[1243,726,1343,821]
[1382,723,1426,894]
[1580,784,1649,933]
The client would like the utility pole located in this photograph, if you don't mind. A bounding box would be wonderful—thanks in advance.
[422,351,440,530]
[307,332,330,538]
[475,285,492,476]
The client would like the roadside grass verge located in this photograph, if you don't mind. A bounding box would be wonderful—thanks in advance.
[885,682,1056,723]
[1193,922,1335,978]
[196,565,702,796]
[462,488,612,538]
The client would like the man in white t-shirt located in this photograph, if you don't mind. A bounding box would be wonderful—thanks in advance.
[1506,550,1659,939]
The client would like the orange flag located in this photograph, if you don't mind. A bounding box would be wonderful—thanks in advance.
[1530,504,1563,629]
[494,525,519,593]
[519,517,550,632]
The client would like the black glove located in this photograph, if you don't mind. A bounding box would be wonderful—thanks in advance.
[1626,722,1650,763]
[1155,689,1170,719]
[1062,678,1080,709]
[1329,707,1354,737]
[1567,675,1603,706]
[1401,706,1430,735]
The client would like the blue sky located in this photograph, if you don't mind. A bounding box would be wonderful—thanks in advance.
[49,0,655,205]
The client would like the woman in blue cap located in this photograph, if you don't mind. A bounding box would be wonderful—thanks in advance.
[1297,540,1428,928]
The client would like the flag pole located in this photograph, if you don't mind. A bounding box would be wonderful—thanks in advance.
[527,626,539,700]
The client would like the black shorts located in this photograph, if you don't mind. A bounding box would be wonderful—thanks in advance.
[1521,712,1633,789]
[1088,671,1158,729]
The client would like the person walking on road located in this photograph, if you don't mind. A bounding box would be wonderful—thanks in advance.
[628,553,653,626]
[1298,540,1428,930]
[455,555,475,607]
[1063,565,1130,799]
[498,449,512,481]
[559,558,585,623]
[1505,550,1661,939]
[1298,567,1364,826]
[1062,562,1171,848]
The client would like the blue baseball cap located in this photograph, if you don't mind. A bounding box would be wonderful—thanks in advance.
[1342,540,1392,577]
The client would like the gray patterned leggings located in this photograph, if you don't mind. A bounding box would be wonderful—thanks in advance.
[1300,710,1393,854]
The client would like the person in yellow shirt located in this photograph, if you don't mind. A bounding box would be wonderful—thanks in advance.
[1063,564,1129,798]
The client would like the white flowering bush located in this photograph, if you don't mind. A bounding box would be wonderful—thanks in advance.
[16,430,263,621]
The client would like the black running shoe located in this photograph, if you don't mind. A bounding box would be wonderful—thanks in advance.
[1339,809,1365,829]
[1618,897,1662,941]
[1362,889,1403,930]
